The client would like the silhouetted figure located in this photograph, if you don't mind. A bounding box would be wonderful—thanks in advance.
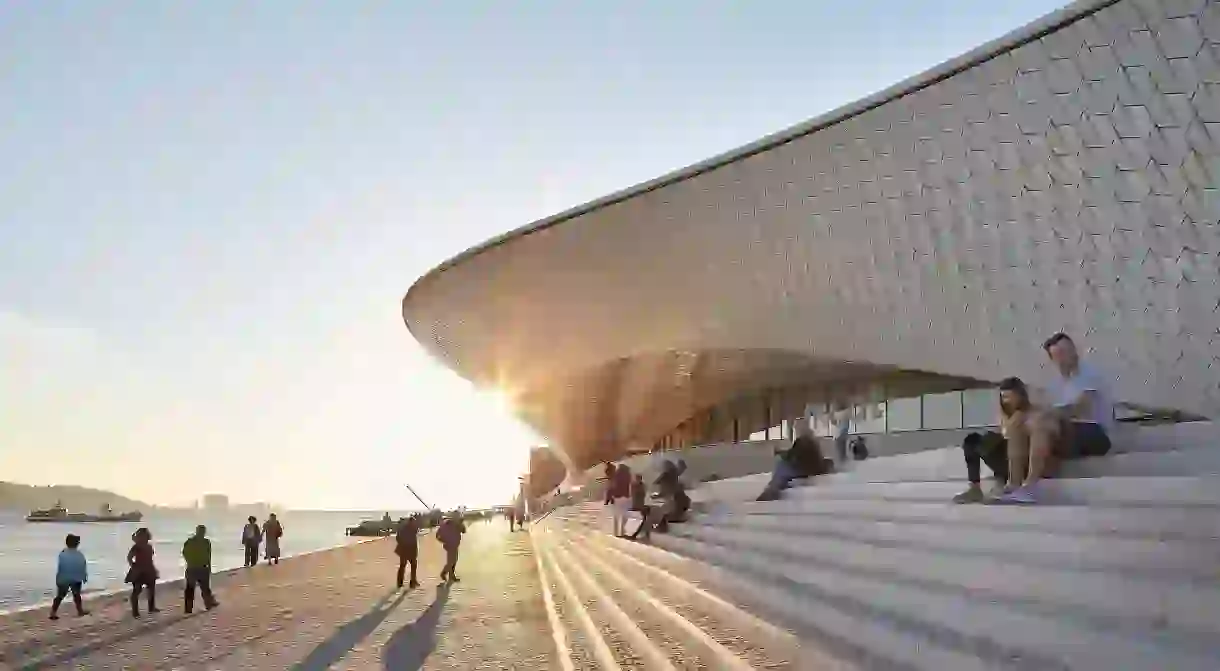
[627,474,651,541]
[603,462,616,505]
[241,516,262,567]
[125,527,159,617]
[263,514,283,565]
[436,513,466,583]
[182,524,218,613]
[50,534,89,620]
[395,515,421,589]
[653,460,690,533]
[609,463,633,537]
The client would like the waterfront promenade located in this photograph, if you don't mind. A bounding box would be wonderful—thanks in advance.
[0,522,557,670]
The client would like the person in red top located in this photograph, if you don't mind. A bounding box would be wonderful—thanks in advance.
[125,527,159,617]
[609,463,633,537]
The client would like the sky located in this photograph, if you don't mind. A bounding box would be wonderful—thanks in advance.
[0,0,1068,510]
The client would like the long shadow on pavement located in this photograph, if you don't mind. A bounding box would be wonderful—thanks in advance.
[16,612,193,670]
[292,588,408,671]
[381,583,451,670]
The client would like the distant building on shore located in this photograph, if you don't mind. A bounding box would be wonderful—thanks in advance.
[201,494,229,512]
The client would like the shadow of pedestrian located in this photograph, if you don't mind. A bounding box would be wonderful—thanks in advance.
[15,612,192,670]
[292,589,407,671]
[380,583,451,670]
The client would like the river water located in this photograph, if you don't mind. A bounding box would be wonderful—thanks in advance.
[0,509,409,611]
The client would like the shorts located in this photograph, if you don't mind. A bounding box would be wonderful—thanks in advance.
[1058,422,1112,459]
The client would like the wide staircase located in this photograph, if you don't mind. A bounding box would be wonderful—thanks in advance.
[530,421,1220,670]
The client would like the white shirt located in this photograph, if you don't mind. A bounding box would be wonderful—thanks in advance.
[1048,361,1114,428]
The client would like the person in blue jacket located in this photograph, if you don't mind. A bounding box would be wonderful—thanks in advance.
[50,534,89,620]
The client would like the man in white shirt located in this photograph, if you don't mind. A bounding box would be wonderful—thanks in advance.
[996,332,1114,504]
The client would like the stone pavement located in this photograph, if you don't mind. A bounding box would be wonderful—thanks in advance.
[0,521,557,670]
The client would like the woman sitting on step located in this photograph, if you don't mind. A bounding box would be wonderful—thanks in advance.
[757,422,833,502]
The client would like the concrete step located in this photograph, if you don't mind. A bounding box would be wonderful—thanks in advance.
[701,513,1220,578]
[574,531,837,670]
[738,498,1220,541]
[633,530,1220,671]
[533,531,623,670]
[534,526,794,669]
[666,523,1220,637]
[815,446,1220,486]
[785,476,1220,507]
[588,530,994,671]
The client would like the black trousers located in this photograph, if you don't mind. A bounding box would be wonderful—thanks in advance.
[629,505,652,539]
[184,567,215,612]
[51,582,83,614]
[130,580,156,614]
[243,542,260,567]
[963,431,1010,484]
[396,554,418,587]
[441,545,460,579]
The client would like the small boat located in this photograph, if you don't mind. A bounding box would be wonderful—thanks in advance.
[26,502,143,524]
[345,513,397,537]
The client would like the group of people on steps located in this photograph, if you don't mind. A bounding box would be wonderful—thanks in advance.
[50,513,286,620]
[604,458,690,542]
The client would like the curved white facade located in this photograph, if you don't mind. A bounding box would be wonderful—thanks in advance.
[404,0,1220,468]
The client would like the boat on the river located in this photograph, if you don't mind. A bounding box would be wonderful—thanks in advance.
[345,513,396,537]
[26,502,143,523]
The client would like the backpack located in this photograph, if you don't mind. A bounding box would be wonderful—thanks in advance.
[850,436,870,461]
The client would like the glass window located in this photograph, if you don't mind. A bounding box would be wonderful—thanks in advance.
[766,420,786,440]
[922,391,963,430]
[851,402,886,434]
[887,397,922,432]
[962,388,999,427]
[813,413,833,437]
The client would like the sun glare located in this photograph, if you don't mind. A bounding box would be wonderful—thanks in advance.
[475,387,517,419]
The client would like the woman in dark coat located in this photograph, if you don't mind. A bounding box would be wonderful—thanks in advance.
[125,527,159,617]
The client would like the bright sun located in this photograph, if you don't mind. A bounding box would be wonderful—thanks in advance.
[475,387,517,418]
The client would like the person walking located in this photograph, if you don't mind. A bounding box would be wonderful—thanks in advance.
[395,515,421,589]
[436,513,466,583]
[49,534,89,620]
[125,528,159,617]
[182,524,219,614]
[241,516,262,568]
[262,514,283,565]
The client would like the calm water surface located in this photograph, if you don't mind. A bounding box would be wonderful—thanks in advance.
[0,509,403,611]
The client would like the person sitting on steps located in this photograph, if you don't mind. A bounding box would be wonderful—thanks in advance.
[757,421,833,501]
[651,460,690,534]
[953,377,1022,503]
[992,332,1114,505]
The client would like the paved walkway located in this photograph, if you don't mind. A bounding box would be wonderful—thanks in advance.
[0,522,557,670]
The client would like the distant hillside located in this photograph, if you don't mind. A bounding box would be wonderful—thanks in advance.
[0,482,152,513]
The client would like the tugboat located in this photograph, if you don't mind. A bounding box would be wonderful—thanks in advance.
[26,502,143,523]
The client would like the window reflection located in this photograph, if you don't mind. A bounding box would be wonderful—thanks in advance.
[962,388,999,427]
[887,397,922,432]
[922,391,963,430]
[851,402,886,434]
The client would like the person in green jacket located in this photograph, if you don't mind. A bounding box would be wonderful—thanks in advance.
[182,525,218,614]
